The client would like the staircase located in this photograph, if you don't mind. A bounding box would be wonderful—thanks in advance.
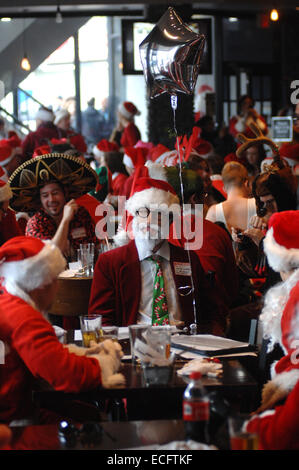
[0,16,90,134]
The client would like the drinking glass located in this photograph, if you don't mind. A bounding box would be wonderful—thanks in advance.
[228,415,259,450]
[80,314,102,347]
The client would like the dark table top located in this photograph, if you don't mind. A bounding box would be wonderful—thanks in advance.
[8,419,190,451]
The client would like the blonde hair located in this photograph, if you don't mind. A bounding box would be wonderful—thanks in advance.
[221,161,248,190]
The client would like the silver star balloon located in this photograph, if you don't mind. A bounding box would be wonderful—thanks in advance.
[139,7,206,99]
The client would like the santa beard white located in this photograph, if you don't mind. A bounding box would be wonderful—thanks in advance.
[131,217,170,251]
[260,268,299,353]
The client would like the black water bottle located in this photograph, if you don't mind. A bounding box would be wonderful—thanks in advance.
[183,371,210,444]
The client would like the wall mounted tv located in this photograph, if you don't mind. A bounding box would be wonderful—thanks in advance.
[121,18,212,76]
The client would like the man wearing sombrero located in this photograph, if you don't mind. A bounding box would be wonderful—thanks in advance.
[9,153,98,260]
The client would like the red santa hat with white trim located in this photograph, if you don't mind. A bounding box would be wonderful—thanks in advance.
[0,236,66,297]
[0,179,12,202]
[264,210,299,273]
[123,146,147,170]
[93,139,119,159]
[118,101,141,121]
[113,176,179,246]
[125,176,179,216]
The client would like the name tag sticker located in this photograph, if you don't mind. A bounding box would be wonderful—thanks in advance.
[174,262,192,276]
[71,227,87,239]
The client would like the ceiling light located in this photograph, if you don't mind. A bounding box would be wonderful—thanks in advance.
[56,6,63,24]
[270,9,279,21]
[21,55,31,72]
[228,17,238,22]
[1,17,12,22]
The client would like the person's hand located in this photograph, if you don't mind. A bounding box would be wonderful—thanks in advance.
[248,215,267,231]
[89,339,125,388]
[253,380,289,414]
[231,227,244,243]
[243,227,265,247]
[62,199,78,224]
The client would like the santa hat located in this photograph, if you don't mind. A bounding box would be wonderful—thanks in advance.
[54,108,70,126]
[126,177,179,216]
[93,139,119,159]
[264,211,299,273]
[0,236,66,297]
[0,140,16,167]
[123,146,147,169]
[191,138,213,159]
[0,179,12,202]
[118,101,141,121]
[35,107,54,123]
[149,144,170,162]
[279,142,299,163]
[33,144,52,158]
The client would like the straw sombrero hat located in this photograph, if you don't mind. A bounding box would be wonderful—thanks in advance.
[8,153,98,212]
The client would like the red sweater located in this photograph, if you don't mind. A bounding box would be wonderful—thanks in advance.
[0,288,102,423]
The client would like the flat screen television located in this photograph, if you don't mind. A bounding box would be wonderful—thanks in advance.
[121,18,212,75]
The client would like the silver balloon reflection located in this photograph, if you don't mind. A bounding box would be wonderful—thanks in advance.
[139,7,206,98]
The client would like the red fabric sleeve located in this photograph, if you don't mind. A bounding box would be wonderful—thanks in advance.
[11,304,102,392]
[246,380,299,450]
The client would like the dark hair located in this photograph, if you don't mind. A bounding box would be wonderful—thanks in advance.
[166,167,204,204]
[252,171,297,217]
[207,153,224,175]
[237,94,254,114]
[104,151,128,175]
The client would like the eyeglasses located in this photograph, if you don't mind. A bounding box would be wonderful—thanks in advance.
[136,207,151,218]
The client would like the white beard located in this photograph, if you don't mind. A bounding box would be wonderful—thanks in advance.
[260,268,299,353]
[132,218,169,251]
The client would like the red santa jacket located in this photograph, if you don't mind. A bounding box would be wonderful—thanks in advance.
[88,239,225,334]
[21,123,60,161]
[169,216,239,310]
[0,287,102,423]
[270,282,299,394]
[0,208,22,246]
[111,173,129,196]
[245,378,299,450]
[120,122,141,148]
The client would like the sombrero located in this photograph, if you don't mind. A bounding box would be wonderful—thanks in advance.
[8,153,98,212]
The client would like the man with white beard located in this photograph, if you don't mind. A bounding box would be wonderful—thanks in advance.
[88,177,222,333]
[251,210,299,412]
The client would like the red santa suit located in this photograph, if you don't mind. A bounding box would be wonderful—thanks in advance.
[111,172,129,196]
[118,101,141,148]
[245,378,299,450]
[21,108,59,161]
[0,236,102,423]
[0,180,22,245]
[260,211,299,396]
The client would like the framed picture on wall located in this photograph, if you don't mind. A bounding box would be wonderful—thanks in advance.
[121,18,212,75]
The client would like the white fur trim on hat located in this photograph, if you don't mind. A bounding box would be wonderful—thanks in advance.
[145,161,168,182]
[126,187,179,216]
[0,182,12,202]
[54,109,70,126]
[118,102,140,121]
[123,153,134,169]
[93,145,103,160]
[0,240,66,292]
[35,108,54,122]
[264,227,299,273]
